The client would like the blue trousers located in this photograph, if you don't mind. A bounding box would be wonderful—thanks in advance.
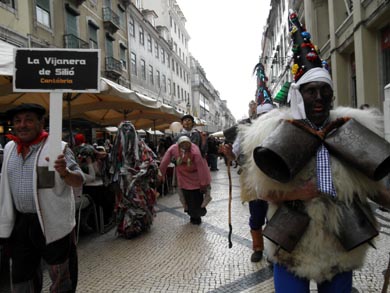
[273,263,353,293]
[248,199,268,230]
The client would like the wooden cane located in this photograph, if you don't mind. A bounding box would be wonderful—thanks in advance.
[382,252,390,293]
[227,158,233,248]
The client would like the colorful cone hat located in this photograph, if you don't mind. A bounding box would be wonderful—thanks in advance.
[288,9,328,81]
[253,62,273,106]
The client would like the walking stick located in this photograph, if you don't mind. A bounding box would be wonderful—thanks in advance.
[227,158,233,248]
[382,252,390,293]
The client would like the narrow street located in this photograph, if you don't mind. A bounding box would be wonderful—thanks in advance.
[1,160,390,292]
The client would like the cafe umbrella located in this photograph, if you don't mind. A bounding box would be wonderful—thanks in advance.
[0,77,181,134]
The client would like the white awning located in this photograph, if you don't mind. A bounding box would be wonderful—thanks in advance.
[146,129,164,135]
[0,40,16,76]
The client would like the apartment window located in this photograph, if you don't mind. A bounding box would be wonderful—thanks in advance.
[168,79,171,94]
[36,0,51,27]
[141,59,146,79]
[174,22,177,33]
[120,44,127,70]
[155,43,159,58]
[88,22,98,49]
[65,9,78,48]
[180,67,182,79]
[136,0,142,9]
[139,26,144,45]
[161,48,165,63]
[170,16,173,27]
[181,88,184,101]
[171,58,175,71]
[105,35,114,57]
[156,70,160,88]
[174,42,177,53]
[173,82,176,96]
[381,26,390,87]
[177,85,180,99]
[147,34,152,52]
[0,0,15,9]
[162,75,167,92]
[149,65,154,84]
[131,52,137,75]
[118,5,125,28]
[129,17,135,37]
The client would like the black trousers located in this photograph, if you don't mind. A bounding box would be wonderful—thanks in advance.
[182,189,206,219]
[10,212,77,292]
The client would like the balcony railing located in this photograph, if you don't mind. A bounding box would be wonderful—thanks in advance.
[102,7,120,33]
[119,0,131,7]
[105,56,122,79]
[63,34,89,49]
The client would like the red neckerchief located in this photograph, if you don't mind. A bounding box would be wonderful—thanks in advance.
[6,131,49,155]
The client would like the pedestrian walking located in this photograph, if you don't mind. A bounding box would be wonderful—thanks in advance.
[240,10,390,292]
[207,135,220,171]
[0,103,84,292]
[177,114,208,157]
[159,136,211,224]
[221,92,275,262]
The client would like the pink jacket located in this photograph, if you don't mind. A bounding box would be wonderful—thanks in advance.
[159,143,211,190]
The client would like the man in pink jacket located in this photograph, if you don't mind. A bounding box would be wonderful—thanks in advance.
[159,136,211,225]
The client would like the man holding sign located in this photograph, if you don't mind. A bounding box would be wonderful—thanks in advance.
[0,103,84,292]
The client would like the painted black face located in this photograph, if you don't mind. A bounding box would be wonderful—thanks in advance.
[300,81,333,126]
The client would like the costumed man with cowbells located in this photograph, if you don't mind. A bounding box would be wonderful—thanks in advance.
[239,10,390,292]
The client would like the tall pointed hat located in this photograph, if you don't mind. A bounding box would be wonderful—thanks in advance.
[288,9,328,82]
[287,9,332,119]
[253,62,273,106]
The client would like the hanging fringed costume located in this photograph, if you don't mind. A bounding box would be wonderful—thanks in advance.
[109,121,159,238]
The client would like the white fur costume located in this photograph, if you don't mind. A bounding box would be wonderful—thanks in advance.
[240,106,385,282]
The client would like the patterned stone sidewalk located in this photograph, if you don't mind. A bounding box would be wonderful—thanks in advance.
[1,160,389,292]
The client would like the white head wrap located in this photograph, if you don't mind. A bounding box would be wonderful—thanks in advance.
[287,67,333,119]
[177,135,191,145]
[256,103,274,115]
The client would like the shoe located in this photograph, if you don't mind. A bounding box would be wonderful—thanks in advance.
[190,217,202,225]
[250,250,263,262]
[199,207,207,216]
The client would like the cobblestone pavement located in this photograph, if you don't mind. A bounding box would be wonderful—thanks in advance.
[1,160,390,292]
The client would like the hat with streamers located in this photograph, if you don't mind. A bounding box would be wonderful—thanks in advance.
[288,9,329,82]
[253,62,273,106]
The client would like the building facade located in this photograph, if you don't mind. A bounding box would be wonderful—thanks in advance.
[0,0,131,86]
[261,0,390,113]
[0,0,235,130]
[190,55,234,132]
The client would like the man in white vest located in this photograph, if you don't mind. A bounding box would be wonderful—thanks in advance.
[0,103,84,292]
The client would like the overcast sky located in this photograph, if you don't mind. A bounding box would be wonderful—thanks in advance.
[176,0,272,121]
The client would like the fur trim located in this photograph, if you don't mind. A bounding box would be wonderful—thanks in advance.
[241,107,385,282]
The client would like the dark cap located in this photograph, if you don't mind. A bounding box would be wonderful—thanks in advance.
[6,103,46,120]
[181,114,195,122]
